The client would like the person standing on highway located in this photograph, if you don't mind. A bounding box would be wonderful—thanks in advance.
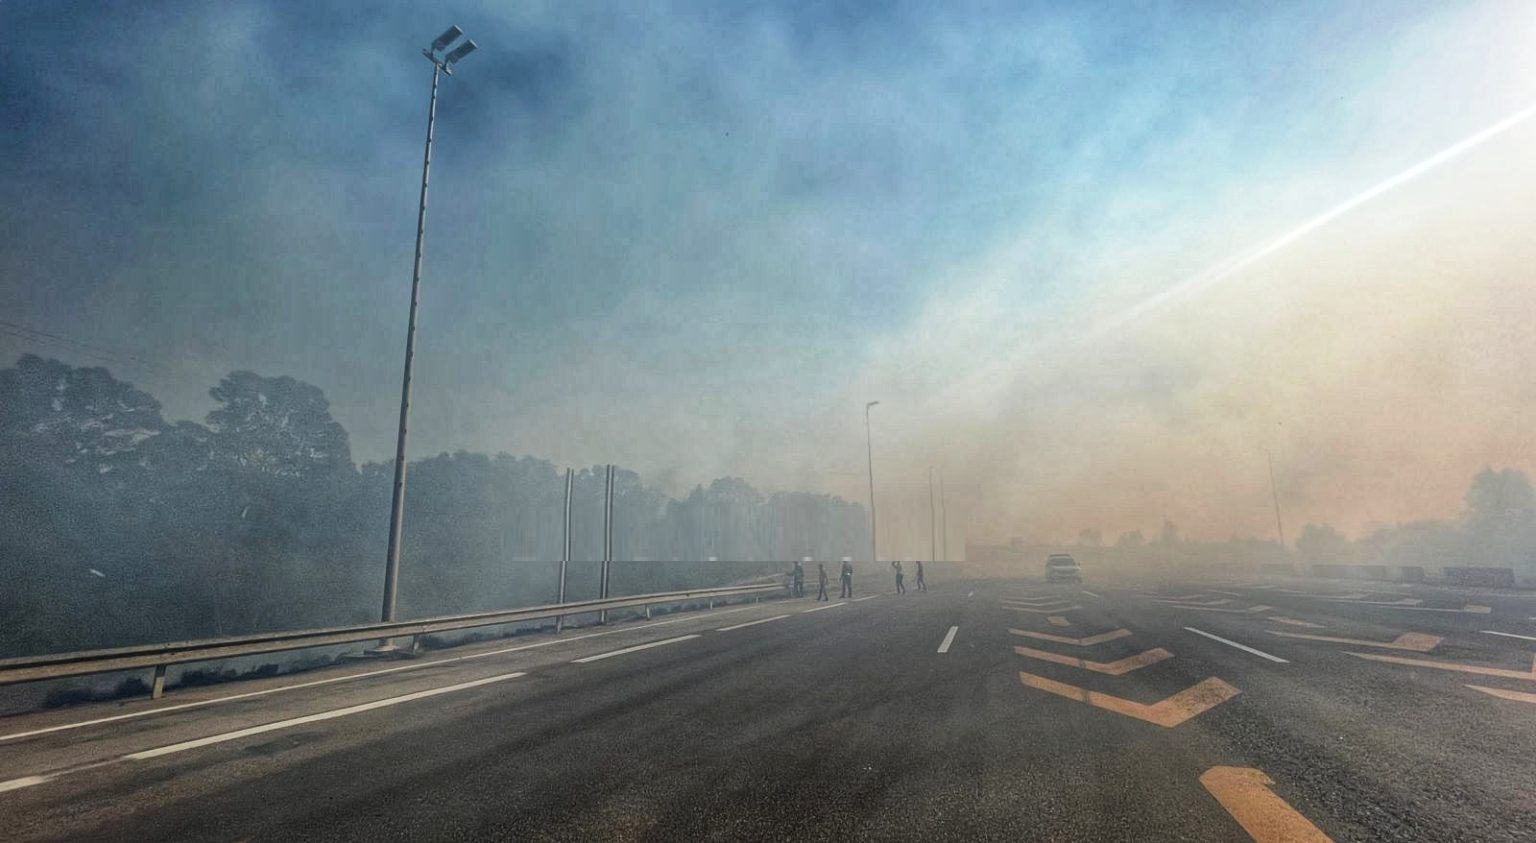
[839,557,854,599]
[891,560,906,594]
[816,562,829,601]
[915,560,927,592]
[791,558,806,598]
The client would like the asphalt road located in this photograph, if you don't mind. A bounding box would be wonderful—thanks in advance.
[3,574,1536,841]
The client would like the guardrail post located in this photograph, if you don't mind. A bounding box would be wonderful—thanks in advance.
[151,664,167,700]
[557,467,572,633]
[644,603,651,619]
[599,464,614,625]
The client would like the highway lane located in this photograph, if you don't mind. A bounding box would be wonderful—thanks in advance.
[2,577,1535,840]
[1047,583,1536,841]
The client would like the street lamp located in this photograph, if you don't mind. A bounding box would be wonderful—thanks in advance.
[928,466,936,563]
[1263,447,1286,548]
[379,25,480,630]
[865,400,880,564]
[939,467,948,561]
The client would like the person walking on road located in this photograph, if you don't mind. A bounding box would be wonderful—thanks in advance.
[839,557,854,599]
[816,562,829,601]
[915,560,927,592]
[891,560,906,594]
[791,558,806,598]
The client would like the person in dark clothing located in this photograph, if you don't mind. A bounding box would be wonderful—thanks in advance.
[891,560,906,594]
[791,559,805,598]
[915,560,927,592]
[816,562,830,601]
[839,557,854,599]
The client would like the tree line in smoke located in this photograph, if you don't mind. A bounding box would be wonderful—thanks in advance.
[0,354,870,657]
[1065,467,1536,576]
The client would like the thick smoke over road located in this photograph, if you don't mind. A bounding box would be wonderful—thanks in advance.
[5,3,1536,601]
[887,104,1536,550]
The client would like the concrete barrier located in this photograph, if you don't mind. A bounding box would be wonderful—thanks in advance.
[1441,567,1516,587]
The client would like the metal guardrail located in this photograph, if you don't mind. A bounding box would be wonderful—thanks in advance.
[0,582,787,698]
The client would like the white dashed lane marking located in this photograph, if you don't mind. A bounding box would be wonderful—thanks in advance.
[937,626,959,653]
[1185,627,1289,664]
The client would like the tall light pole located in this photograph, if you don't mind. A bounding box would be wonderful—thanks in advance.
[928,466,936,562]
[939,467,948,561]
[379,26,480,628]
[1263,447,1286,548]
[864,401,880,563]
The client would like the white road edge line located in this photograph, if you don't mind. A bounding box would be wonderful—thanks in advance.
[0,775,52,793]
[0,605,757,745]
[717,614,790,632]
[1080,590,1102,599]
[125,670,527,761]
[802,602,846,613]
[937,626,959,653]
[571,635,700,664]
[851,595,880,602]
[1184,626,1289,663]
[1482,630,1536,642]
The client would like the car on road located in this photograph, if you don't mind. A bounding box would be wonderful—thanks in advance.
[1045,553,1082,583]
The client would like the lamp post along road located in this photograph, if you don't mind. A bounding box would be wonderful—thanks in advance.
[928,466,936,562]
[379,26,479,633]
[865,401,880,564]
[1264,448,1286,548]
[939,468,948,562]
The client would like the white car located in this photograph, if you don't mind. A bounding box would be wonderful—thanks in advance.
[1045,553,1082,583]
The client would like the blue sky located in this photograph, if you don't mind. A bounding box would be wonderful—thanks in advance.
[5,1,1536,548]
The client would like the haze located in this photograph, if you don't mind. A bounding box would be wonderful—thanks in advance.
[4,1,1535,555]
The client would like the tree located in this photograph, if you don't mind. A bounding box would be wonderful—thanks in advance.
[1464,468,1534,522]
[1077,528,1102,547]
[1158,520,1182,546]
[206,371,353,477]
[1295,523,1349,565]
[1115,530,1145,549]
[0,354,165,472]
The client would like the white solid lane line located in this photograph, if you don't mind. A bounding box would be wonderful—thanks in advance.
[126,671,527,761]
[571,635,700,664]
[937,626,959,654]
[1482,630,1536,642]
[0,605,758,745]
[1080,590,1102,599]
[802,602,846,613]
[717,614,790,632]
[1185,627,1289,664]
[0,775,51,792]
[851,595,880,602]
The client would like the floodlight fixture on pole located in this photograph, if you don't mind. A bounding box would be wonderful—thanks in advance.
[422,24,478,75]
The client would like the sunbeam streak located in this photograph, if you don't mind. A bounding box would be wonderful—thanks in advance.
[1087,102,1536,340]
